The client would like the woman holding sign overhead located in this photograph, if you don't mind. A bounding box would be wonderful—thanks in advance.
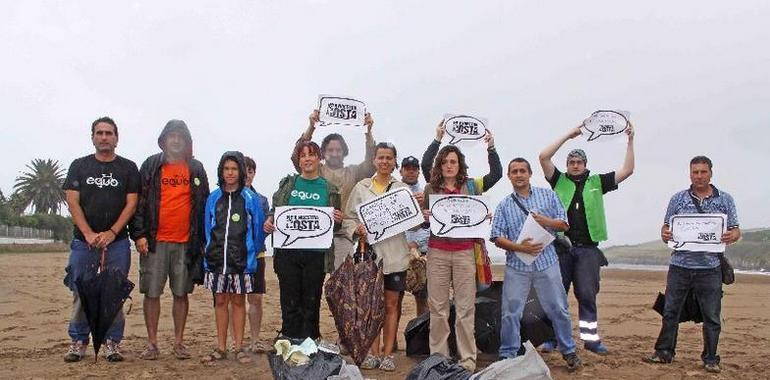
[420,120,502,372]
[264,141,343,342]
[343,142,416,372]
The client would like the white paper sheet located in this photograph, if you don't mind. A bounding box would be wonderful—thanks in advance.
[513,214,556,265]
[358,187,422,243]
[272,206,334,249]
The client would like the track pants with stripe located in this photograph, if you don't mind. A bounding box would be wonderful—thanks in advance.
[558,245,604,344]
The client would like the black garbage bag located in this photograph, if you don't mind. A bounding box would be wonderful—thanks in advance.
[405,353,471,380]
[405,281,554,356]
[653,291,703,323]
[75,265,134,361]
[268,351,344,380]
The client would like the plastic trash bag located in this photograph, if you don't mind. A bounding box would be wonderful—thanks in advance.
[405,353,471,380]
[470,341,552,380]
[268,351,344,380]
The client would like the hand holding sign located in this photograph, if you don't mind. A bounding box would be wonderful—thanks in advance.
[273,206,334,249]
[582,110,630,142]
[357,187,422,243]
[443,114,488,145]
[429,195,490,239]
[318,95,367,128]
[667,213,727,253]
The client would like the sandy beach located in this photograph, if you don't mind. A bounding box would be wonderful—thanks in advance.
[1,252,768,379]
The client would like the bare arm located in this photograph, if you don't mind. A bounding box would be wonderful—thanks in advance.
[539,125,583,181]
[531,212,569,232]
[66,190,98,246]
[96,193,139,248]
[614,123,635,184]
[353,113,376,181]
[493,236,544,255]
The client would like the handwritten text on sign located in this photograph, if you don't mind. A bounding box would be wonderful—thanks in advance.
[582,110,630,142]
[318,95,367,128]
[273,206,334,249]
[429,195,490,239]
[357,187,422,243]
[668,213,727,253]
[443,114,488,145]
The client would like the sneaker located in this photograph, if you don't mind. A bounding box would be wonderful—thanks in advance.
[103,339,124,362]
[563,352,583,372]
[360,354,381,370]
[704,362,721,373]
[64,341,87,362]
[540,340,557,353]
[379,355,396,372]
[584,342,609,355]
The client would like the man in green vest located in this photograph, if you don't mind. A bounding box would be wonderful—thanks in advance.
[538,123,635,355]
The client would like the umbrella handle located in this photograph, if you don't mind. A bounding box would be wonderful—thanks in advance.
[99,248,106,273]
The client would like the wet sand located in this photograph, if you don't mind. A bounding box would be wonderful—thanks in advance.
[1,252,768,379]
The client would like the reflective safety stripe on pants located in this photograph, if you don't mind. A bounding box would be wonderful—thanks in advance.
[579,320,600,342]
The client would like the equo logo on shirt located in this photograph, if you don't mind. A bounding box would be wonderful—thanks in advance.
[290,190,321,201]
[86,173,120,188]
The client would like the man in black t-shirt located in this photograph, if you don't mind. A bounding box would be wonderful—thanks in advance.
[62,117,140,363]
[538,122,635,355]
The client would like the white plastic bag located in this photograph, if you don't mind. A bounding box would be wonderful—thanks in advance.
[470,341,552,380]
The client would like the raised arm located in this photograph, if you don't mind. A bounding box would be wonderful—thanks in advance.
[421,120,445,183]
[539,124,583,181]
[480,130,502,191]
[352,113,376,181]
[291,110,320,172]
[614,123,635,184]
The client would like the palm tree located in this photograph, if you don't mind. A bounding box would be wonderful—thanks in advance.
[13,158,66,214]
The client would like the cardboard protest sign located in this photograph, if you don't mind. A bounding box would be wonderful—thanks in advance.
[318,95,367,128]
[582,110,630,142]
[667,213,727,253]
[443,114,488,145]
[429,194,490,239]
[357,187,422,243]
[273,206,334,249]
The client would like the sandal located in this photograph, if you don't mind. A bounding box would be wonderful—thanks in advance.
[235,348,252,364]
[173,344,191,360]
[139,344,159,360]
[200,348,227,364]
[249,340,272,353]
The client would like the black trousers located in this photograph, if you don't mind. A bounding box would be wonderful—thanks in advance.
[273,249,326,340]
[558,245,605,343]
[654,265,722,364]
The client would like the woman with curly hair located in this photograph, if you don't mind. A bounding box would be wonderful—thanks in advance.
[419,120,502,372]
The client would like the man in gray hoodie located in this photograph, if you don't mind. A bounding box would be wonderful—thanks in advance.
[132,120,210,360]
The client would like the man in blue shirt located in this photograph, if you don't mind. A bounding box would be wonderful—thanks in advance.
[490,157,582,372]
[644,156,740,374]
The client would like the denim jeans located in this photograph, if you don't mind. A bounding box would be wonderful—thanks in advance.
[499,263,576,358]
[66,238,131,343]
[654,264,722,364]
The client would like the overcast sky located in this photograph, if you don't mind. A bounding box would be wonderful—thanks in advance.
[1,1,768,251]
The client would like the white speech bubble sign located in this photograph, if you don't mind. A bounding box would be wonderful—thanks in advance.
[318,95,367,128]
[667,213,727,253]
[443,114,488,145]
[582,110,630,142]
[357,187,422,243]
[274,206,334,249]
[429,195,490,239]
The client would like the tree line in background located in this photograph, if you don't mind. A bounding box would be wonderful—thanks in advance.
[1,158,72,242]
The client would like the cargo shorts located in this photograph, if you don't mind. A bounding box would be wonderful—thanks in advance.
[139,241,193,297]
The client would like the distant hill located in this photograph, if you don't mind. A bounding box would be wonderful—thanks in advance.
[604,228,770,272]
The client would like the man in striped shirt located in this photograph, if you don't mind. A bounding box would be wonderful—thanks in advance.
[490,157,582,372]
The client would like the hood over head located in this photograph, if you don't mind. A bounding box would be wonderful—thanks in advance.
[217,151,247,190]
[158,119,194,159]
